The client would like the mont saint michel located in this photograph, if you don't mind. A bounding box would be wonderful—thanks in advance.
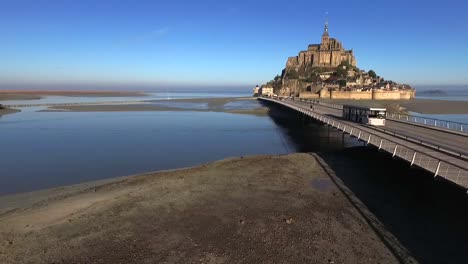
[258,22,415,100]
[286,21,356,69]
[2,2,468,263]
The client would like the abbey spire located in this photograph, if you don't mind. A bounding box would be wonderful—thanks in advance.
[321,16,330,43]
[322,18,329,37]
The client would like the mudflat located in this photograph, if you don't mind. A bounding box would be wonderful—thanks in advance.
[0,108,20,117]
[43,97,270,116]
[399,99,468,114]
[0,153,398,263]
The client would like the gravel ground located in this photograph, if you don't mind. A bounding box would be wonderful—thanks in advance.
[0,153,400,263]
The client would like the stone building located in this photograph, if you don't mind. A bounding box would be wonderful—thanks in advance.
[260,87,274,96]
[286,22,356,69]
[253,85,260,96]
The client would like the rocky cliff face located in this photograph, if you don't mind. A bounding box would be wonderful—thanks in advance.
[271,63,343,96]
[279,79,303,96]
[279,79,323,96]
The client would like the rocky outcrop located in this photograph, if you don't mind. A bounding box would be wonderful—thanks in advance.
[270,22,356,96]
[280,80,323,96]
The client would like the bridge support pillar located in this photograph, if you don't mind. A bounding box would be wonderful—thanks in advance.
[342,132,345,147]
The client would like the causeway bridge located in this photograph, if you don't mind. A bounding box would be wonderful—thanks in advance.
[259,97,468,190]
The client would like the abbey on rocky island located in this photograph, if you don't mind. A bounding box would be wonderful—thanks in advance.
[286,22,356,69]
[257,21,415,100]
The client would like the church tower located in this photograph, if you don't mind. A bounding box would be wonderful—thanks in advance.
[321,19,329,44]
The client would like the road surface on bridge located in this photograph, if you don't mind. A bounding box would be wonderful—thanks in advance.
[289,99,468,157]
[260,97,468,189]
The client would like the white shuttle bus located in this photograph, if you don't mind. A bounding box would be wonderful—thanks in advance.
[342,105,386,126]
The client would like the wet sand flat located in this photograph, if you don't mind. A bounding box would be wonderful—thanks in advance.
[0,108,20,117]
[42,97,270,116]
[0,90,146,101]
[0,94,42,101]
[0,153,399,263]
[399,99,468,114]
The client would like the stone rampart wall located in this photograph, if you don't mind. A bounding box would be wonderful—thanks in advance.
[399,90,415,99]
[319,89,330,98]
[316,89,415,100]
[299,92,320,99]
[371,90,402,100]
[330,91,372,100]
[371,90,416,100]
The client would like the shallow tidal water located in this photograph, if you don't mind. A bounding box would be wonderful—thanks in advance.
[0,97,357,196]
[0,109,283,195]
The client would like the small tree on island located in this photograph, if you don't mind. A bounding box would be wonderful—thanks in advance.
[304,73,321,83]
[286,69,299,79]
[368,70,377,78]
[338,79,347,88]
[335,61,350,79]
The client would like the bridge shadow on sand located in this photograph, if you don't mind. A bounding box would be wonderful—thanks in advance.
[318,148,468,263]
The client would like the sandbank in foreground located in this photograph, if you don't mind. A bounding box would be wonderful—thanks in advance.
[0,153,403,263]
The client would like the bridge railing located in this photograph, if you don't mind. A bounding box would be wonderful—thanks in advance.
[261,98,468,189]
[386,112,468,133]
[295,98,468,134]
[297,98,343,110]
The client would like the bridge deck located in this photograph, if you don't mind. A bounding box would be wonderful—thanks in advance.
[260,98,468,190]
[291,100,468,157]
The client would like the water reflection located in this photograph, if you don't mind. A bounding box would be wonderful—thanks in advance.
[0,99,358,196]
[223,100,262,110]
[151,101,209,110]
[0,110,293,195]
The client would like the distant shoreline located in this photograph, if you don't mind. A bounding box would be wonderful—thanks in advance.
[0,90,146,101]
[417,89,447,95]
[2,91,468,115]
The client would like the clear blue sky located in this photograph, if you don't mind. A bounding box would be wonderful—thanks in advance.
[1,0,467,91]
